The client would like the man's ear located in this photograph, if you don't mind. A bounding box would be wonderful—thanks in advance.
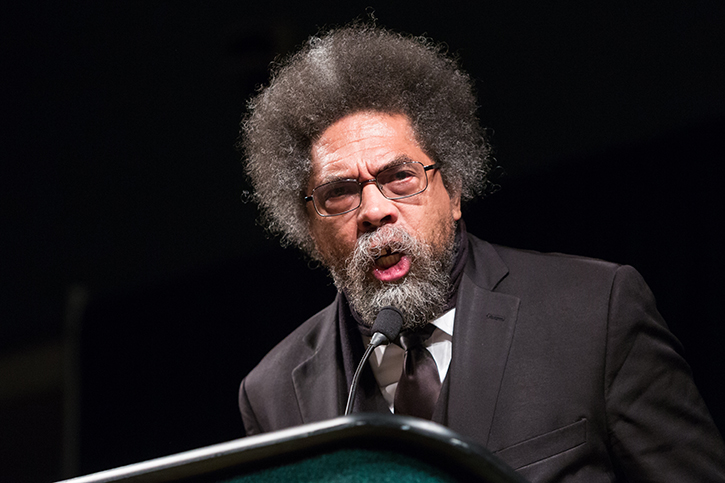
[448,188,461,221]
[450,192,462,221]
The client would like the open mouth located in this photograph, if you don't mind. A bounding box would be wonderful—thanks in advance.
[371,246,411,282]
[374,247,402,269]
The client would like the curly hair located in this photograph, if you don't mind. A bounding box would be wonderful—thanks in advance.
[239,23,492,257]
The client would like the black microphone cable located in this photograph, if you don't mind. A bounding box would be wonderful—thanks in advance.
[345,306,404,416]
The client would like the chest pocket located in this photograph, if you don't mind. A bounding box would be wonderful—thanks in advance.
[493,419,587,470]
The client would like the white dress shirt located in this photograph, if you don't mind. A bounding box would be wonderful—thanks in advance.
[363,308,455,412]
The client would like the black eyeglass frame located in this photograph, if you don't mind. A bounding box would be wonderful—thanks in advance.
[304,162,440,217]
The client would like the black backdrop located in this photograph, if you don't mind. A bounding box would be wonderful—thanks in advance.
[2,1,724,480]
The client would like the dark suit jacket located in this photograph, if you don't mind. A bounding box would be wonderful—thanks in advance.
[239,234,725,482]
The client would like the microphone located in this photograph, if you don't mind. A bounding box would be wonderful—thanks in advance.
[344,306,404,416]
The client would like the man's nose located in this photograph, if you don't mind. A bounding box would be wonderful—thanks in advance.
[356,183,398,232]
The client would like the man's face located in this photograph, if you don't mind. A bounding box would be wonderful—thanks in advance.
[306,111,462,327]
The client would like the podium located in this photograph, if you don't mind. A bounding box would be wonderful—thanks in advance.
[58,414,529,483]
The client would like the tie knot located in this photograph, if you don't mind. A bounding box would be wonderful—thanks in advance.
[398,324,436,351]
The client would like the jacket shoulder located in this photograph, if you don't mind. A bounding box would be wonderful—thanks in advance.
[469,234,624,286]
[239,297,339,435]
[245,297,338,382]
[489,239,621,273]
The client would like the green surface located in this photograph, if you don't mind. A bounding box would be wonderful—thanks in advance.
[221,448,459,483]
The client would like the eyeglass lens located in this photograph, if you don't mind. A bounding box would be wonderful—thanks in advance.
[314,162,428,215]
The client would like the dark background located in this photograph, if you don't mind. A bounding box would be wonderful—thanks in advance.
[2,2,723,481]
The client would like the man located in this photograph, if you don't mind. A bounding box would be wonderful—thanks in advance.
[237,24,725,481]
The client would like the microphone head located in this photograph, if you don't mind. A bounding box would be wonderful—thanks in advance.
[372,306,404,342]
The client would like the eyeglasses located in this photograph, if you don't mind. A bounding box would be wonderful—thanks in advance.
[305,161,439,217]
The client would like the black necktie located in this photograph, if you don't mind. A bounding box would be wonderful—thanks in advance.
[394,325,441,420]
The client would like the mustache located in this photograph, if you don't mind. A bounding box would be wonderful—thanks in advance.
[352,226,421,265]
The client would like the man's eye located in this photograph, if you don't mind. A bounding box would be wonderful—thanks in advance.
[392,169,415,180]
[326,186,354,199]
[320,183,358,204]
[384,169,417,186]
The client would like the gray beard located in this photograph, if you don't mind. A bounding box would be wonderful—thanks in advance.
[326,224,456,331]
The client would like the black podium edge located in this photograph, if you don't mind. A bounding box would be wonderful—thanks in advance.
[57,413,528,483]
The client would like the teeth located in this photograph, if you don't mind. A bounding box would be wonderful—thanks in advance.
[375,253,401,269]
[373,246,391,257]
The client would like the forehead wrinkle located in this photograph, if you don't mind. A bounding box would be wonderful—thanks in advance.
[314,133,397,165]
[313,113,415,157]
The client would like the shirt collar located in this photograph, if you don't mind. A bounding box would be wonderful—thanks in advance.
[430,307,455,337]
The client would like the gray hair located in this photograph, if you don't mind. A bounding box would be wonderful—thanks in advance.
[239,23,492,257]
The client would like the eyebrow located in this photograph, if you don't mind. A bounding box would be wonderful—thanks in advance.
[377,155,416,173]
[317,155,417,185]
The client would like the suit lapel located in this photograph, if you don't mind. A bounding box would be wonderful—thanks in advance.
[445,236,520,448]
[291,300,346,424]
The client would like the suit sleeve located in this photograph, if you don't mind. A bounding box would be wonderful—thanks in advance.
[604,265,725,481]
[239,377,262,437]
